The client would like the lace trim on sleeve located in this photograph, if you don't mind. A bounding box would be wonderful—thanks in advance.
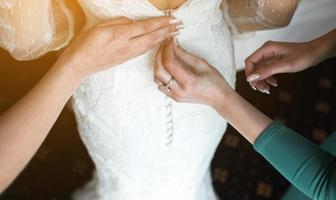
[0,0,74,61]
[223,0,298,34]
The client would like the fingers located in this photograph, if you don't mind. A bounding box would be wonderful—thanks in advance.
[245,41,278,70]
[247,59,290,82]
[157,77,184,101]
[250,74,278,94]
[173,42,206,68]
[266,76,278,87]
[253,80,271,94]
[97,17,133,27]
[246,47,287,93]
[154,40,187,101]
[155,41,176,84]
[127,16,182,38]
[161,40,193,84]
[250,75,278,94]
[245,41,281,82]
[129,25,179,58]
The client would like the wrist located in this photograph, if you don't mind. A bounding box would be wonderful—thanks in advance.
[213,85,237,119]
[52,54,88,88]
[309,29,336,64]
[57,49,91,82]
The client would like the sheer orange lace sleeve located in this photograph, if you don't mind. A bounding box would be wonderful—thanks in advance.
[0,0,74,61]
[222,0,299,33]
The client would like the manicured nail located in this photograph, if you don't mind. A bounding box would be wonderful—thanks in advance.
[176,24,186,30]
[260,89,270,94]
[247,74,260,82]
[266,80,278,87]
[171,30,181,36]
[270,82,278,87]
[249,83,257,91]
[169,18,182,25]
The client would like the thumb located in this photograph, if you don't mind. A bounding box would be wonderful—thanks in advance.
[246,60,290,82]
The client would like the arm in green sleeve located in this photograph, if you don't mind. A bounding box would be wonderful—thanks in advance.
[253,121,336,200]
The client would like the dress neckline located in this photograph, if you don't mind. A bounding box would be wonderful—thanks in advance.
[144,0,192,14]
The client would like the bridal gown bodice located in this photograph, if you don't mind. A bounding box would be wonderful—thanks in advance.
[70,1,235,199]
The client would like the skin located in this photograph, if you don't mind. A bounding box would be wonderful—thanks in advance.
[245,29,336,94]
[155,28,336,144]
[148,0,187,10]
[0,16,182,193]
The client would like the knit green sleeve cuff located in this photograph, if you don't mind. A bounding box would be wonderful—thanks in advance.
[253,121,284,151]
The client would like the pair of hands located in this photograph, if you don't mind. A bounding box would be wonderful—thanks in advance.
[154,29,335,112]
[61,15,333,112]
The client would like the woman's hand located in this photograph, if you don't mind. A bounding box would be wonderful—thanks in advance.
[0,16,182,192]
[154,39,273,144]
[58,16,182,81]
[154,39,233,110]
[245,29,336,94]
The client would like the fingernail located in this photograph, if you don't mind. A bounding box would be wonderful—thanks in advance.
[169,18,182,25]
[267,80,278,87]
[249,83,257,91]
[173,37,179,46]
[171,30,181,36]
[176,24,186,30]
[247,74,260,82]
[260,89,270,94]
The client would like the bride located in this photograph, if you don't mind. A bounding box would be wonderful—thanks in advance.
[0,0,326,199]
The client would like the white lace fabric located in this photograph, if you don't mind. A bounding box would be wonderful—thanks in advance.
[221,0,299,35]
[70,1,235,199]
[0,0,74,60]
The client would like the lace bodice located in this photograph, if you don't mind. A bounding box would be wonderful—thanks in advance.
[70,1,235,199]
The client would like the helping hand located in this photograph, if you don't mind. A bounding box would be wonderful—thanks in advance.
[154,39,233,110]
[245,35,335,94]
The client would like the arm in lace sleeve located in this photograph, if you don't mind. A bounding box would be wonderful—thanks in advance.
[0,0,74,61]
[222,0,299,33]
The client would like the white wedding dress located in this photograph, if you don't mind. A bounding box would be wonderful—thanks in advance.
[1,0,336,199]
[71,1,235,199]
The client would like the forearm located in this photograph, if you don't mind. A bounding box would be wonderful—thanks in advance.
[311,29,336,64]
[0,57,84,192]
[253,122,336,200]
[215,87,336,199]
[215,86,336,199]
[216,86,273,144]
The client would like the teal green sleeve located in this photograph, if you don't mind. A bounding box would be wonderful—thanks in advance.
[253,121,336,200]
